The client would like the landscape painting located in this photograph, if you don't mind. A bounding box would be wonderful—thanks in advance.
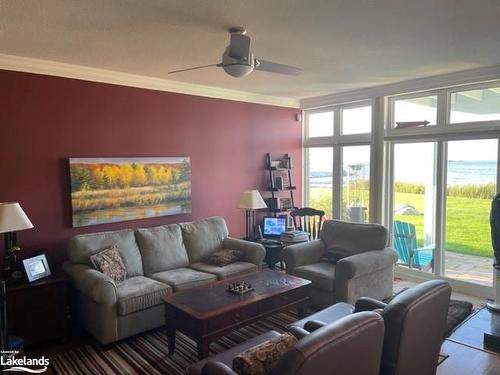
[69,157,191,227]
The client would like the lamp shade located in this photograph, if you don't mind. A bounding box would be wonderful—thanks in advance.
[237,190,267,210]
[0,202,34,234]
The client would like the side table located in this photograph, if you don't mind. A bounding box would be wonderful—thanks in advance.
[5,273,71,346]
[250,240,284,270]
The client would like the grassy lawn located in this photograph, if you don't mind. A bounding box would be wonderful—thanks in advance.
[310,187,493,258]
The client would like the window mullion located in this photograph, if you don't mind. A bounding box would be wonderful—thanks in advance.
[369,97,384,223]
[434,140,447,277]
[436,89,448,128]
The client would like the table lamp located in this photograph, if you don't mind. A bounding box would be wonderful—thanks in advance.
[238,190,267,240]
[0,202,34,278]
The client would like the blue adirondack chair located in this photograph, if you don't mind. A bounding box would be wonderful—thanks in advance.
[393,220,434,270]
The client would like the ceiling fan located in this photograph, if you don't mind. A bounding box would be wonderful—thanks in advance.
[169,27,302,78]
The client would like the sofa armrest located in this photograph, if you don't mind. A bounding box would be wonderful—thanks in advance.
[62,262,117,304]
[304,320,328,333]
[282,240,325,273]
[287,326,310,340]
[336,247,398,281]
[223,237,265,267]
[355,297,387,312]
[202,361,237,375]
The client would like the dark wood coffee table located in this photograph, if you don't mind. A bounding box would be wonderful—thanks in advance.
[162,270,311,359]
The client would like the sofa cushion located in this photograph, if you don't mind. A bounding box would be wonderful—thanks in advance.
[181,217,229,263]
[68,229,144,277]
[149,268,217,292]
[116,276,172,316]
[320,220,388,259]
[90,245,126,283]
[190,261,257,280]
[135,224,189,275]
[293,262,336,292]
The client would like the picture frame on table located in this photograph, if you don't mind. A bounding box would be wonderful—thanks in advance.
[22,254,52,282]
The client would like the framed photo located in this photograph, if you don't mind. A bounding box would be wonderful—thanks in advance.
[280,197,292,209]
[22,254,52,282]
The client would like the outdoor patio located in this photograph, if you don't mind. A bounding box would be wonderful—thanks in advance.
[398,252,493,286]
[445,252,493,286]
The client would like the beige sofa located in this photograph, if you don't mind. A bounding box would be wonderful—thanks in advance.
[283,220,398,308]
[62,216,265,345]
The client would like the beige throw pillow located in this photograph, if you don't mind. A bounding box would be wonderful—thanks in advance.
[90,245,126,283]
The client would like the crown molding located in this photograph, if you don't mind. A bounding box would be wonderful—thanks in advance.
[0,54,299,108]
[301,65,500,109]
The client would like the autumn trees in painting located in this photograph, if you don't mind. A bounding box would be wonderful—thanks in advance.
[69,157,191,227]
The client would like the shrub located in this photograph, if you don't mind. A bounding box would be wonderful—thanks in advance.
[394,181,496,199]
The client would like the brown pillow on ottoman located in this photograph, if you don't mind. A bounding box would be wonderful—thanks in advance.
[232,333,297,375]
[205,249,243,267]
[90,245,126,283]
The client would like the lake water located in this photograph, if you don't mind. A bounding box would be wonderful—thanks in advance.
[73,203,191,227]
[310,160,497,187]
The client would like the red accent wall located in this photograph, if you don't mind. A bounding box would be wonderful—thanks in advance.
[0,70,301,269]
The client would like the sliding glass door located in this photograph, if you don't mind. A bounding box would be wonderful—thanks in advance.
[444,139,498,286]
[392,142,436,273]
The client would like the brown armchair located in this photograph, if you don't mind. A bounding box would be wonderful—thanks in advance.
[288,279,452,375]
[187,311,385,375]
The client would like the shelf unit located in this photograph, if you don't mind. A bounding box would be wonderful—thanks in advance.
[264,153,297,216]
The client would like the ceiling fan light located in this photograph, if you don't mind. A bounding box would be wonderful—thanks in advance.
[222,63,254,77]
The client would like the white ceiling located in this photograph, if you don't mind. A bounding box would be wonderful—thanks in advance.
[1,0,500,101]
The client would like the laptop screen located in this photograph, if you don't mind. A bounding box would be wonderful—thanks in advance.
[262,217,287,238]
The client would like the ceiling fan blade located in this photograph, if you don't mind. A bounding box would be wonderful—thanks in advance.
[229,33,251,59]
[255,59,302,76]
[168,64,219,74]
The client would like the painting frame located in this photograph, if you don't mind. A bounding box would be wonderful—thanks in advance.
[69,157,191,227]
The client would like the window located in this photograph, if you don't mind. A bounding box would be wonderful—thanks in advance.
[307,111,333,138]
[304,102,372,223]
[307,147,333,219]
[341,105,372,135]
[393,95,437,127]
[450,87,500,124]
[342,146,370,221]
[304,80,500,297]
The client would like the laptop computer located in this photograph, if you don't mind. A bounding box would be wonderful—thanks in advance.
[261,216,287,241]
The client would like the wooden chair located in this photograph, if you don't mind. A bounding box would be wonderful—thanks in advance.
[290,207,325,240]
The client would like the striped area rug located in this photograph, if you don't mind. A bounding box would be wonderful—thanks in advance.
[51,311,297,374]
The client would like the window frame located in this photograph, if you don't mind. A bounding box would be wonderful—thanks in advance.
[303,100,374,222]
[303,79,500,298]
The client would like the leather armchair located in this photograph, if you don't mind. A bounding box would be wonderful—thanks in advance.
[288,279,452,375]
[282,220,398,307]
[188,311,385,375]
